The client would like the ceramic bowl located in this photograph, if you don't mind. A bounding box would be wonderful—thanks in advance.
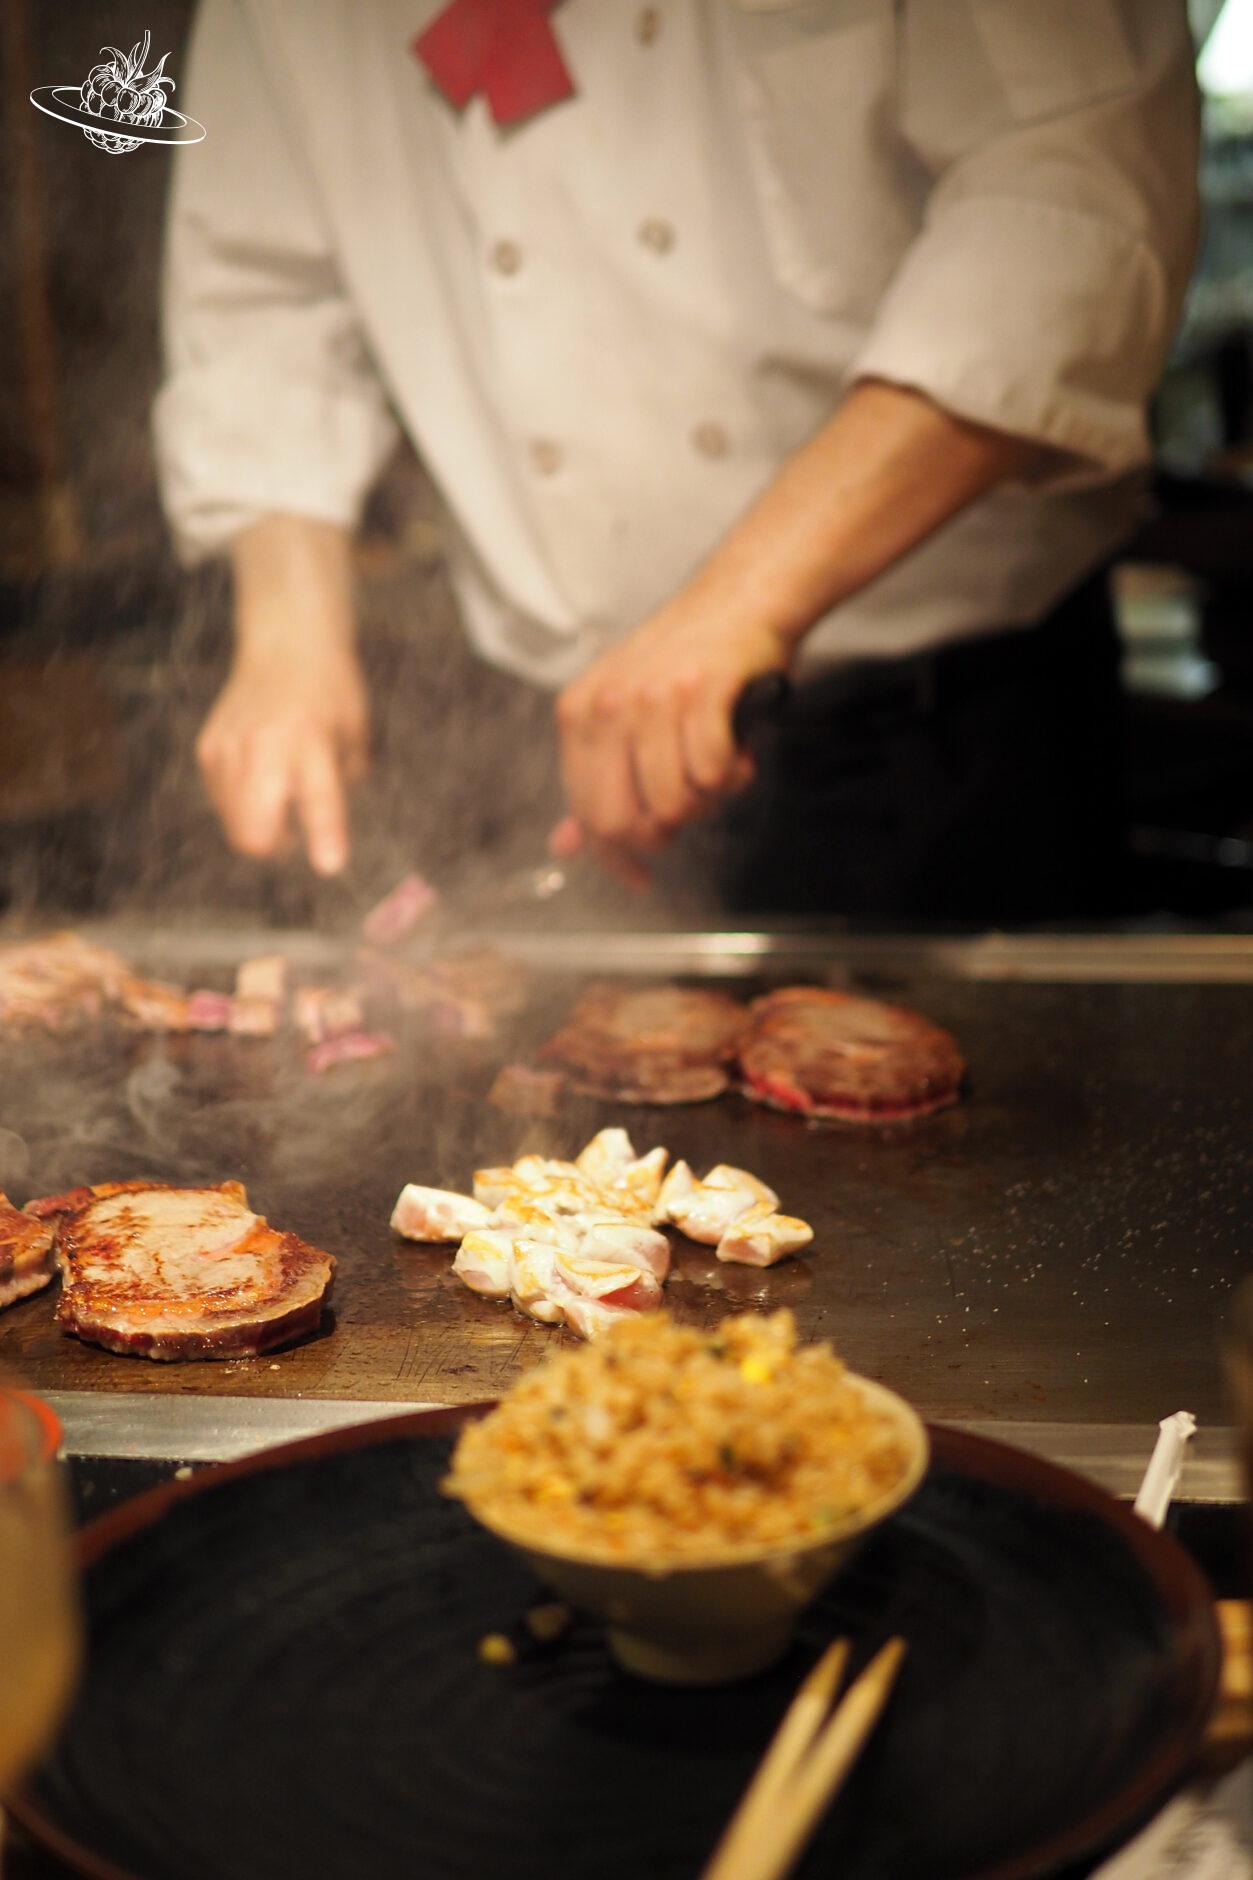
[463,1374,929,1684]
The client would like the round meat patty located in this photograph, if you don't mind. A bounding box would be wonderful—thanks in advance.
[739,986,965,1121]
[537,983,748,1104]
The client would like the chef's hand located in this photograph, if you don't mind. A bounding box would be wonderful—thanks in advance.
[198,514,365,876]
[549,381,1050,883]
[549,594,785,876]
[196,645,368,875]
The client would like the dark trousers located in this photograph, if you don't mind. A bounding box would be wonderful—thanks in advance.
[709,573,1125,925]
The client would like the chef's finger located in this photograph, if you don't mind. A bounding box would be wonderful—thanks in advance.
[203,740,294,860]
[557,689,648,846]
[295,739,351,876]
[631,691,704,831]
[548,815,586,858]
[680,689,740,798]
[588,837,652,894]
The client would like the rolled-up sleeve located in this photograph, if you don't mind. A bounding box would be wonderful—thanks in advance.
[851,0,1201,478]
[153,0,399,562]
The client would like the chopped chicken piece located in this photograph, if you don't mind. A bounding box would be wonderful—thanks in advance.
[234,954,288,1003]
[117,977,191,1031]
[306,1030,395,1074]
[703,1165,781,1206]
[186,990,233,1032]
[294,985,366,1045]
[665,1165,779,1244]
[472,1166,520,1209]
[553,1250,663,1312]
[228,996,279,1038]
[361,872,440,947]
[489,1176,600,1219]
[510,1240,566,1324]
[652,1158,696,1225]
[391,1184,492,1242]
[512,1154,583,1186]
[716,1204,814,1268]
[569,1218,671,1281]
[574,1128,636,1183]
[452,1230,517,1299]
[576,1130,669,1211]
[560,1294,636,1341]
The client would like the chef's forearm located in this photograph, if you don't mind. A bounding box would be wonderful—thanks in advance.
[685,379,1047,654]
[229,515,356,661]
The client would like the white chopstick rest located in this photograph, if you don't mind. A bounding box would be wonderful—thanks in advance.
[1133,1411,1198,1530]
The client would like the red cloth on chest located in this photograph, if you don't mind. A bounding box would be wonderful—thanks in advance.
[413,0,574,127]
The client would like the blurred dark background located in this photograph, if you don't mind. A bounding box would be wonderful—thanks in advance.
[2,0,1252,930]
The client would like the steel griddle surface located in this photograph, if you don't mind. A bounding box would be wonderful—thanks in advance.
[0,945,1249,1439]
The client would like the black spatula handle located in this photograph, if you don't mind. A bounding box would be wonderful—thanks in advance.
[731,671,791,745]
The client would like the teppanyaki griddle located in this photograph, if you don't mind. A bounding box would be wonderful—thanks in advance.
[0,928,1248,1482]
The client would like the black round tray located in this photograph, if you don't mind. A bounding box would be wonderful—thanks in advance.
[14,1413,1220,1880]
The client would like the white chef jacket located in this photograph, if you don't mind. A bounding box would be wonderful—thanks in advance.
[154,0,1200,684]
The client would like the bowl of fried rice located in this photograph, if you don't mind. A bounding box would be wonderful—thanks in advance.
[443,1309,927,1683]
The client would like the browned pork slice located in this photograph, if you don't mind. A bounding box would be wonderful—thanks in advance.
[49,1180,334,1361]
[0,1196,57,1309]
[536,983,748,1104]
[739,986,965,1122]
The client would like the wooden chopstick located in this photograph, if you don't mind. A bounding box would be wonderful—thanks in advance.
[702,1637,907,1880]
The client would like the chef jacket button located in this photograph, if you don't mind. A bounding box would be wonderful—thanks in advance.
[692,420,730,459]
[637,7,661,44]
[530,438,564,475]
[490,239,522,277]
[639,217,676,254]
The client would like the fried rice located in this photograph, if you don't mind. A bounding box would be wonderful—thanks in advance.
[443,1310,916,1562]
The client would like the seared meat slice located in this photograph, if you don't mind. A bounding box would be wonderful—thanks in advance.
[51,1180,334,1360]
[0,931,132,1030]
[537,983,747,1104]
[739,987,965,1122]
[0,1196,57,1309]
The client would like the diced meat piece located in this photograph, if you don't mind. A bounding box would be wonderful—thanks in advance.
[509,1240,566,1324]
[0,932,132,1030]
[576,1133,670,1214]
[487,1063,566,1118]
[186,990,233,1033]
[575,1128,637,1184]
[552,1250,662,1312]
[117,977,192,1031]
[652,1158,696,1225]
[473,1166,522,1209]
[228,996,279,1038]
[361,872,440,947]
[391,1184,491,1242]
[739,986,966,1122]
[293,986,366,1044]
[570,1218,671,1281]
[560,1294,636,1341]
[666,1169,777,1246]
[452,1230,517,1300]
[234,954,288,1003]
[716,1204,814,1268]
[0,1195,57,1309]
[428,996,493,1040]
[51,1180,334,1360]
[306,1030,395,1075]
[536,983,747,1104]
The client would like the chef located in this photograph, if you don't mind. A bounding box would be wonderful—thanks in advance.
[155,0,1200,919]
